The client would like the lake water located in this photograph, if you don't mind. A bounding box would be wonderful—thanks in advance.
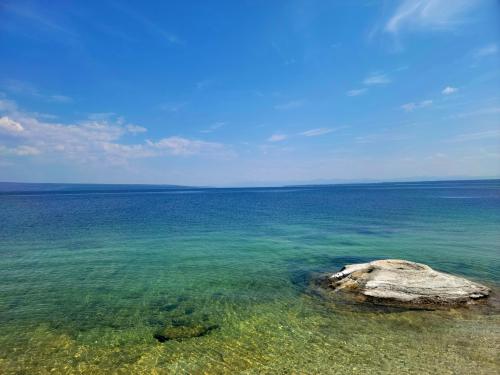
[0,180,499,374]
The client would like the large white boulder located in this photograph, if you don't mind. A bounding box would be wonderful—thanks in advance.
[327,259,490,306]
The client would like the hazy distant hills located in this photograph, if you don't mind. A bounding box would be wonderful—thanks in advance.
[0,182,190,194]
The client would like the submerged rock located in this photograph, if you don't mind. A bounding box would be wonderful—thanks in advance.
[321,259,490,307]
[154,323,219,342]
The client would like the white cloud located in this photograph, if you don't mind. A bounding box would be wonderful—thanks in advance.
[401,99,433,112]
[274,99,304,110]
[300,128,334,137]
[363,73,390,85]
[473,43,498,59]
[0,145,40,156]
[346,88,368,97]
[126,124,147,134]
[0,97,228,164]
[442,86,458,95]
[385,0,481,34]
[100,143,154,159]
[0,116,24,133]
[267,134,287,142]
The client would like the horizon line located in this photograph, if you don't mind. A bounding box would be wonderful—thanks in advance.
[0,176,499,190]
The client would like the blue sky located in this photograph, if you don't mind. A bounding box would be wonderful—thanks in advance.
[0,0,499,186]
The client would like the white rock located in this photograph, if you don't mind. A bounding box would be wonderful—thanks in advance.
[327,259,490,306]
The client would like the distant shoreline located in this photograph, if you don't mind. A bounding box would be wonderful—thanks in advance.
[0,177,499,192]
[0,178,499,195]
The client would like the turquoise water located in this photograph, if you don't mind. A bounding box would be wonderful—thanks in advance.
[0,180,499,374]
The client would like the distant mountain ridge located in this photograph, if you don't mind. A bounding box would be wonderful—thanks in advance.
[0,177,499,194]
[0,182,191,194]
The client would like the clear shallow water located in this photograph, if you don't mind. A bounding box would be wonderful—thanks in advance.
[0,180,499,374]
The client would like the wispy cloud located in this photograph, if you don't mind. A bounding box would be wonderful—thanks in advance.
[385,0,481,34]
[401,103,417,111]
[267,134,287,142]
[88,112,116,120]
[300,126,348,137]
[147,137,224,156]
[274,99,305,110]
[49,94,72,103]
[0,144,40,156]
[1,1,78,40]
[111,2,183,45]
[452,106,500,118]
[200,121,225,133]
[473,43,498,59]
[363,73,391,86]
[356,132,412,144]
[346,88,368,97]
[447,130,500,143]
[2,79,73,103]
[425,152,448,160]
[0,97,19,113]
[2,80,38,96]
[195,79,213,91]
[442,86,458,95]
[401,99,433,112]
[348,72,390,96]
[159,102,186,112]
[300,128,334,137]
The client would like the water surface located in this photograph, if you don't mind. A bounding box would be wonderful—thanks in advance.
[0,180,499,374]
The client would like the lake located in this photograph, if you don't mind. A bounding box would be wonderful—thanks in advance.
[0,180,499,373]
